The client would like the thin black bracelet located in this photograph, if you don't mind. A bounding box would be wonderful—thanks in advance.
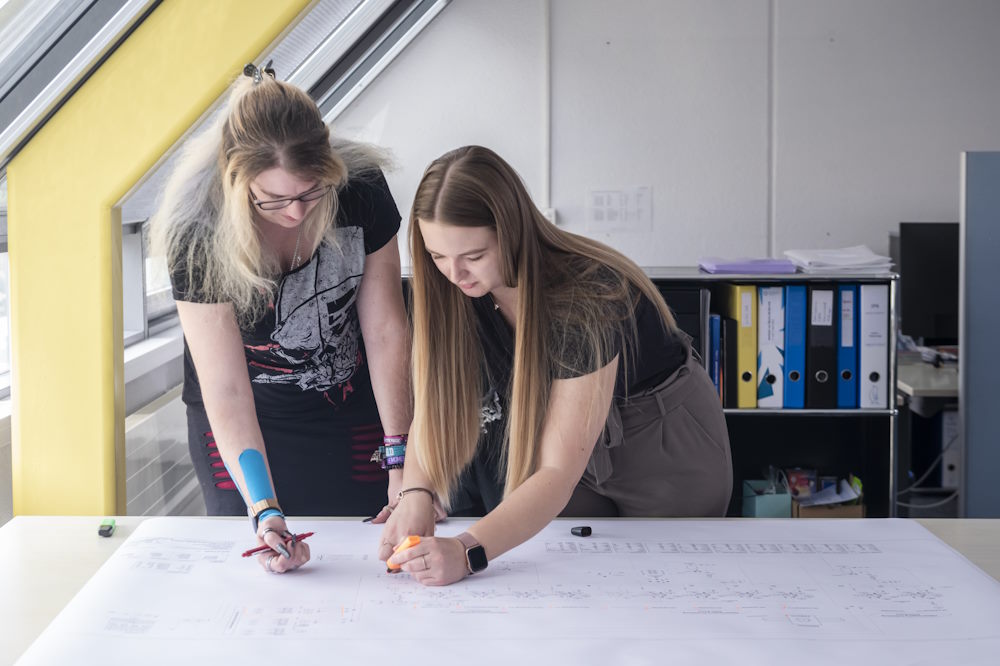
[396,487,434,502]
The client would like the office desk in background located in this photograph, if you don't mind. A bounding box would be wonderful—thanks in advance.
[896,358,959,403]
[2,516,1000,664]
[896,357,960,517]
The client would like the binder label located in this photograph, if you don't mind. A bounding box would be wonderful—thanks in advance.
[811,290,833,326]
[840,290,855,347]
[741,292,753,328]
[863,300,888,342]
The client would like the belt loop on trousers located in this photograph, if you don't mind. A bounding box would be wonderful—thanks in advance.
[654,390,668,416]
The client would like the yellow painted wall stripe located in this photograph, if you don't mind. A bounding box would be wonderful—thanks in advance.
[8,0,311,515]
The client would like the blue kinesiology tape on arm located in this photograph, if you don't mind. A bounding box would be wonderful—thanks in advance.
[223,460,249,504]
[238,449,276,502]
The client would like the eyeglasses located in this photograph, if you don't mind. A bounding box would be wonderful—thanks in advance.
[250,184,332,211]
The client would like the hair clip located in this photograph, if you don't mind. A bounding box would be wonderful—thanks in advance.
[242,59,276,85]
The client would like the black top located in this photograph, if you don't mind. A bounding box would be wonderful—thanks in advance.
[171,171,401,419]
[450,282,688,515]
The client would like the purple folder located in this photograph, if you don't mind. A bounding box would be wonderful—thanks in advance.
[698,257,798,274]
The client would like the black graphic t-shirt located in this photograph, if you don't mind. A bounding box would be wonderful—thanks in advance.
[172,171,401,420]
[450,282,688,515]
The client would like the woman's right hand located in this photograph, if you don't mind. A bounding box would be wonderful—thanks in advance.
[256,515,311,574]
[377,492,437,562]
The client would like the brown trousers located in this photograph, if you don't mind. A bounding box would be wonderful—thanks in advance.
[562,344,733,517]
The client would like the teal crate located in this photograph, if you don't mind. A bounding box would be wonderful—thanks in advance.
[742,479,791,518]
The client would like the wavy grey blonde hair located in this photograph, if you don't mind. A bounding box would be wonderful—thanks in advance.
[149,73,390,327]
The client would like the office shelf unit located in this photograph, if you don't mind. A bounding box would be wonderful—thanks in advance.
[645,267,899,518]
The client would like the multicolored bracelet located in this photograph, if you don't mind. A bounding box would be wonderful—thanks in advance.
[370,434,408,470]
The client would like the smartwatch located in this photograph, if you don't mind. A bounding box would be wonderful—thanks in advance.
[456,532,488,574]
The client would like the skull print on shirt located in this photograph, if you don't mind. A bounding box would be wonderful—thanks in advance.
[249,226,365,393]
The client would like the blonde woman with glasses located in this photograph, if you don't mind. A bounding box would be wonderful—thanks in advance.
[380,146,732,585]
[150,64,412,574]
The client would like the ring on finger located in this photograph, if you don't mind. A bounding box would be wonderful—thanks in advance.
[265,554,278,574]
[422,554,429,571]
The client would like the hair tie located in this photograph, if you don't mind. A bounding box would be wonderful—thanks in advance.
[243,60,275,85]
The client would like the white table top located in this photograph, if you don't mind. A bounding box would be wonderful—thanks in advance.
[2,516,998,663]
[897,360,959,398]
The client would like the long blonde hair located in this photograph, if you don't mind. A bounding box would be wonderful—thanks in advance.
[409,146,677,507]
[149,70,389,327]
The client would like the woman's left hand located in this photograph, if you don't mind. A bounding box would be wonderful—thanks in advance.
[369,478,448,526]
[387,536,469,586]
[368,470,405,524]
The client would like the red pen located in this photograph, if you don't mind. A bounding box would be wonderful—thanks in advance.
[241,532,315,558]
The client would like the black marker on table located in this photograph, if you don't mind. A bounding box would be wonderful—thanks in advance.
[571,526,591,537]
[98,519,115,537]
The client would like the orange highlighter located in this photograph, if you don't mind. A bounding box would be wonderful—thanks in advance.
[386,535,421,573]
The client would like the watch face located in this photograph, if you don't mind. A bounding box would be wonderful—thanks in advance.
[466,544,488,573]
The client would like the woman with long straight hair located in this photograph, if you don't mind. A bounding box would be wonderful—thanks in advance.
[380,145,732,585]
[149,64,412,574]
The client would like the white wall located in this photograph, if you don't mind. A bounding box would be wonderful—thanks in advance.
[336,0,548,262]
[551,0,770,264]
[774,0,1000,254]
[336,0,1000,268]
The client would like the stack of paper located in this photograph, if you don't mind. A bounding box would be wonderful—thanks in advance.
[698,257,798,274]
[794,477,862,507]
[783,245,893,274]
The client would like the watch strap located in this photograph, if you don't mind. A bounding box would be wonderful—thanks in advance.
[456,531,487,574]
[455,532,479,550]
[250,498,282,517]
[248,498,283,532]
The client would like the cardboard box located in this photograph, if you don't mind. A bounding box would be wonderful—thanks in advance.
[791,499,865,518]
[742,480,791,518]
